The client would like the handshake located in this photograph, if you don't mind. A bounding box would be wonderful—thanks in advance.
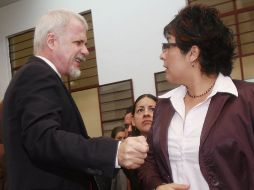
[117,136,149,169]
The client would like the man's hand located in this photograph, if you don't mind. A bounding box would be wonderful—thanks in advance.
[118,136,148,169]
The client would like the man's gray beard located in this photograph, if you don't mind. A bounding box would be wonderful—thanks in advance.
[69,66,81,78]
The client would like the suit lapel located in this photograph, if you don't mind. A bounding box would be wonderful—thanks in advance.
[155,99,175,175]
[31,56,89,138]
[200,93,231,146]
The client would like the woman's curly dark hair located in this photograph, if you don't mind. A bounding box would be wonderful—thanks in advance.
[164,4,235,76]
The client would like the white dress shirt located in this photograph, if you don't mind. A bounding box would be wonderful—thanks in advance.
[159,73,238,190]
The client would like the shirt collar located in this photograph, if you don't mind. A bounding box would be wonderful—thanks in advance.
[159,73,238,99]
[36,55,61,78]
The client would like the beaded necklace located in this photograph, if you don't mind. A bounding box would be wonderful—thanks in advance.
[187,82,215,98]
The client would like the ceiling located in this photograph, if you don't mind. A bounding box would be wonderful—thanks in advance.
[0,0,20,8]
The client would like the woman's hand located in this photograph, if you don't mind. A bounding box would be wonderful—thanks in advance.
[156,183,190,190]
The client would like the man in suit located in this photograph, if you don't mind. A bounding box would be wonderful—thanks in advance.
[3,9,148,190]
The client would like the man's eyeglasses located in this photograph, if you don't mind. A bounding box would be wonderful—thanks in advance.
[162,43,177,51]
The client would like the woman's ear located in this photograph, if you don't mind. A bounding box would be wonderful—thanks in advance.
[189,45,200,63]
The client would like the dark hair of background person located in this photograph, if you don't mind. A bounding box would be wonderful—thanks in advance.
[125,106,133,115]
[131,94,158,137]
[163,4,235,76]
[111,126,125,139]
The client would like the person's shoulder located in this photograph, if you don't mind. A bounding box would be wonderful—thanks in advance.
[23,56,51,71]
[14,56,55,79]
[9,56,60,92]
[233,79,254,98]
[233,79,254,89]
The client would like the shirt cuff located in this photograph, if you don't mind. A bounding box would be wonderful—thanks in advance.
[115,141,121,168]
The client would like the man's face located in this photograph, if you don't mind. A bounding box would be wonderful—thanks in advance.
[124,113,132,125]
[53,18,89,78]
[124,112,133,136]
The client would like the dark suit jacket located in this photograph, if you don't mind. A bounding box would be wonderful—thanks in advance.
[139,80,254,190]
[0,101,7,190]
[3,56,118,190]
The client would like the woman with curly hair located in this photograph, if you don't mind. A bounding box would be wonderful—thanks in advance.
[139,4,254,190]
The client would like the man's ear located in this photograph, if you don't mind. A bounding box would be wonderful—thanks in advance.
[47,32,56,50]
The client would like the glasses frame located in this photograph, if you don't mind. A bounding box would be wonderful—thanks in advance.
[162,42,177,51]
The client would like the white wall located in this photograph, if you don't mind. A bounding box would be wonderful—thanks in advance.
[72,88,102,137]
[0,0,186,99]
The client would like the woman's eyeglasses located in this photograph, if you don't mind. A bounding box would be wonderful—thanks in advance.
[162,42,177,51]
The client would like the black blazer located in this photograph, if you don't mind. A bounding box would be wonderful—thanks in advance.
[3,56,118,190]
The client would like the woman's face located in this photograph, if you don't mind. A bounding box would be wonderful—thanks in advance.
[132,97,156,136]
[160,35,192,85]
[114,131,126,141]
